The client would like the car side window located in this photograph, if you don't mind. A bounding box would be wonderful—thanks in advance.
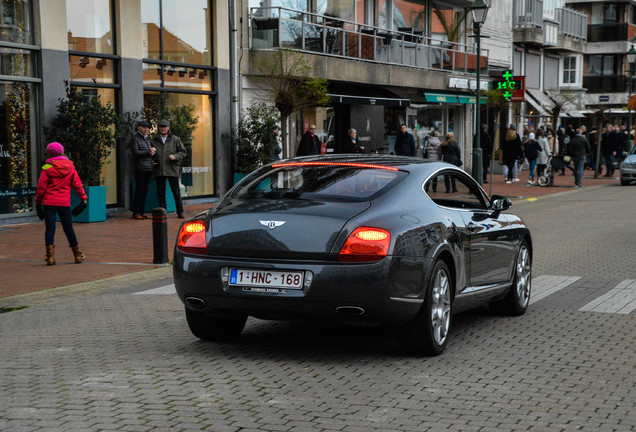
[424,171,487,210]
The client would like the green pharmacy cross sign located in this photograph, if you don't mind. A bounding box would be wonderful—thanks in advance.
[492,71,524,102]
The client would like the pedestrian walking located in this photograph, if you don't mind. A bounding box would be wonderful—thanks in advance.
[394,124,416,156]
[152,119,187,219]
[502,127,523,184]
[567,127,591,187]
[34,142,87,266]
[130,120,156,220]
[535,129,551,178]
[601,123,617,176]
[296,124,321,156]
[523,132,543,184]
[423,130,442,161]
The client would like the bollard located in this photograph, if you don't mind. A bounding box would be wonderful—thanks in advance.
[152,207,169,264]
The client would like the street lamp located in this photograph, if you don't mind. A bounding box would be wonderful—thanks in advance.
[471,0,489,185]
[627,44,636,152]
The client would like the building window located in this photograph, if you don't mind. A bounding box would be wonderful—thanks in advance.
[142,0,215,197]
[0,0,38,216]
[589,55,616,76]
[562,56,577,84]
[66,0,119,205]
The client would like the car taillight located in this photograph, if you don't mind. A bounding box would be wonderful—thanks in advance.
[177,220,207,254]
[338,227,391,262]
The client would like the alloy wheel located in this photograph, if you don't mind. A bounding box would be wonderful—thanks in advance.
[431,268,451,346]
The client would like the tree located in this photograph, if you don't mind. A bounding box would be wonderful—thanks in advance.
[232,104,281,173]
[253,49,330,157]
[432,8,469,44]
[546,88,577,133]
[45,83,120,187]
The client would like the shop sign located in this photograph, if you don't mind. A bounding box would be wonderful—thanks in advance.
[491,71,524,102]
[449,78,469,89]
[599,95,610,102]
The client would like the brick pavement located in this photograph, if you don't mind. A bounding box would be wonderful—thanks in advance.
[0,168,618,299]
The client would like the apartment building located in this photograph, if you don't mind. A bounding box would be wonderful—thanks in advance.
[512,0,588,130]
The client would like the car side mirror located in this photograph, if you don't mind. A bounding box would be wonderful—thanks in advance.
[491,195,511,211]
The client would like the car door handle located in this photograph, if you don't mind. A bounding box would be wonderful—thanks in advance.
[467,222,477,232]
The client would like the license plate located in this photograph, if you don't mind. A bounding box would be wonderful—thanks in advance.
[229,269,304,289]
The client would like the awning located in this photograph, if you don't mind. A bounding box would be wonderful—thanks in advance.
[526,88,555,113]
[328,84,410,107]
[424,92,486,104]
[328,93,410,106]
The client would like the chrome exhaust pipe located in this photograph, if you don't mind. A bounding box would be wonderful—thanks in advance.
[185,296,206,308]
[335,306,365,317]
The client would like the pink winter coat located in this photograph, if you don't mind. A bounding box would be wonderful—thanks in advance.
[35,156,87,207]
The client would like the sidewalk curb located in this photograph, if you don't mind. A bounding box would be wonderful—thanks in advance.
[0,266,173,307]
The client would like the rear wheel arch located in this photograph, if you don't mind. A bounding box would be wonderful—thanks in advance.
[435,250,456,299]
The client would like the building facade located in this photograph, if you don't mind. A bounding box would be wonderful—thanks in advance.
[0,0,232,220]
[239,0,497,171]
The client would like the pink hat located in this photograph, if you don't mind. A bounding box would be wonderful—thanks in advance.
[46,142,64,157]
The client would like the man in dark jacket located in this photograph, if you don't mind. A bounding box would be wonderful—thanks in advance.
[567,127,591,187]
[296,124,321,156]
[394,124,416,156]
[335,128,364,154]
[601,123,617,176]
[152,119,188,218]
[130,120,155,220]
[477,124,493,183]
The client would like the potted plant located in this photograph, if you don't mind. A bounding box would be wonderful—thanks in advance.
[45,83,120,222]
[231,103,281,183]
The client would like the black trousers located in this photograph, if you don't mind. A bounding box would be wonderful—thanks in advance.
[156,176,183,215]
[132,170,152,215]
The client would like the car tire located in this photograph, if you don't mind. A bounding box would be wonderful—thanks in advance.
[491,240,531,316]
[185,307,247,341]
[398,260,453,356]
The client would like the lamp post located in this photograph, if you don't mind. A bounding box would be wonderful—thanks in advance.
[471,0,489,185]
[627,44,636,153]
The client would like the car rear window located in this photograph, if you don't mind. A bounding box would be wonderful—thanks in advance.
[232,164,404,200]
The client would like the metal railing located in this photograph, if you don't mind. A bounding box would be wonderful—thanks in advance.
[513,0,543,28]
[250,7,488,76]
[555,8,587,40]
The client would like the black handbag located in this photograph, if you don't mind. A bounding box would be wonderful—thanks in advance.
[72,201,87,217]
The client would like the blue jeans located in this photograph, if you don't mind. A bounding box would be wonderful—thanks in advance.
[44,205,78,247]
[528,158,538,180]
[574,157,586,186]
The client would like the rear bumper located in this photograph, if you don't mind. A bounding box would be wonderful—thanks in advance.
[173,252,430,326]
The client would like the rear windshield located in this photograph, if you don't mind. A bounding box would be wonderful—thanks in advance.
[232,164,404,200]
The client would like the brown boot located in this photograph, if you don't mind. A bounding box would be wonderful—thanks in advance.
[45,245,55,266]
[71,245,85,263]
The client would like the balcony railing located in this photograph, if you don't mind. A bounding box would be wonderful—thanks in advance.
[587,23,636,43]
[555,8,587,40]
[250,7,488,76]
[513,0,543,28]
[583,75,636,93]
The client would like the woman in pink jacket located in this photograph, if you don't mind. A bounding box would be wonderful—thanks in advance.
[35,142,87,266]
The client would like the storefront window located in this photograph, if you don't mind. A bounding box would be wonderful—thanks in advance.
[67,0,118,205]
[66,0,114,54]
[0,0,32,45]
[0,81,35,214]
[144,91,214,196]
[142,1,215,197]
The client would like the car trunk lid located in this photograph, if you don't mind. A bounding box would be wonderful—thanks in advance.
[210,198,370,259]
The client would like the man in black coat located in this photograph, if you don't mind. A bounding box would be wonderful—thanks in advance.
[394,124,416,156]
[601,123,617,176]
[478,124,493,183]
[130,120,156,220]
[335,128,364,154]
[296,124,321,156]
[567,127,591,187]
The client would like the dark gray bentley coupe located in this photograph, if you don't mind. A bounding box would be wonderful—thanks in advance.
[174,155,532,355]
